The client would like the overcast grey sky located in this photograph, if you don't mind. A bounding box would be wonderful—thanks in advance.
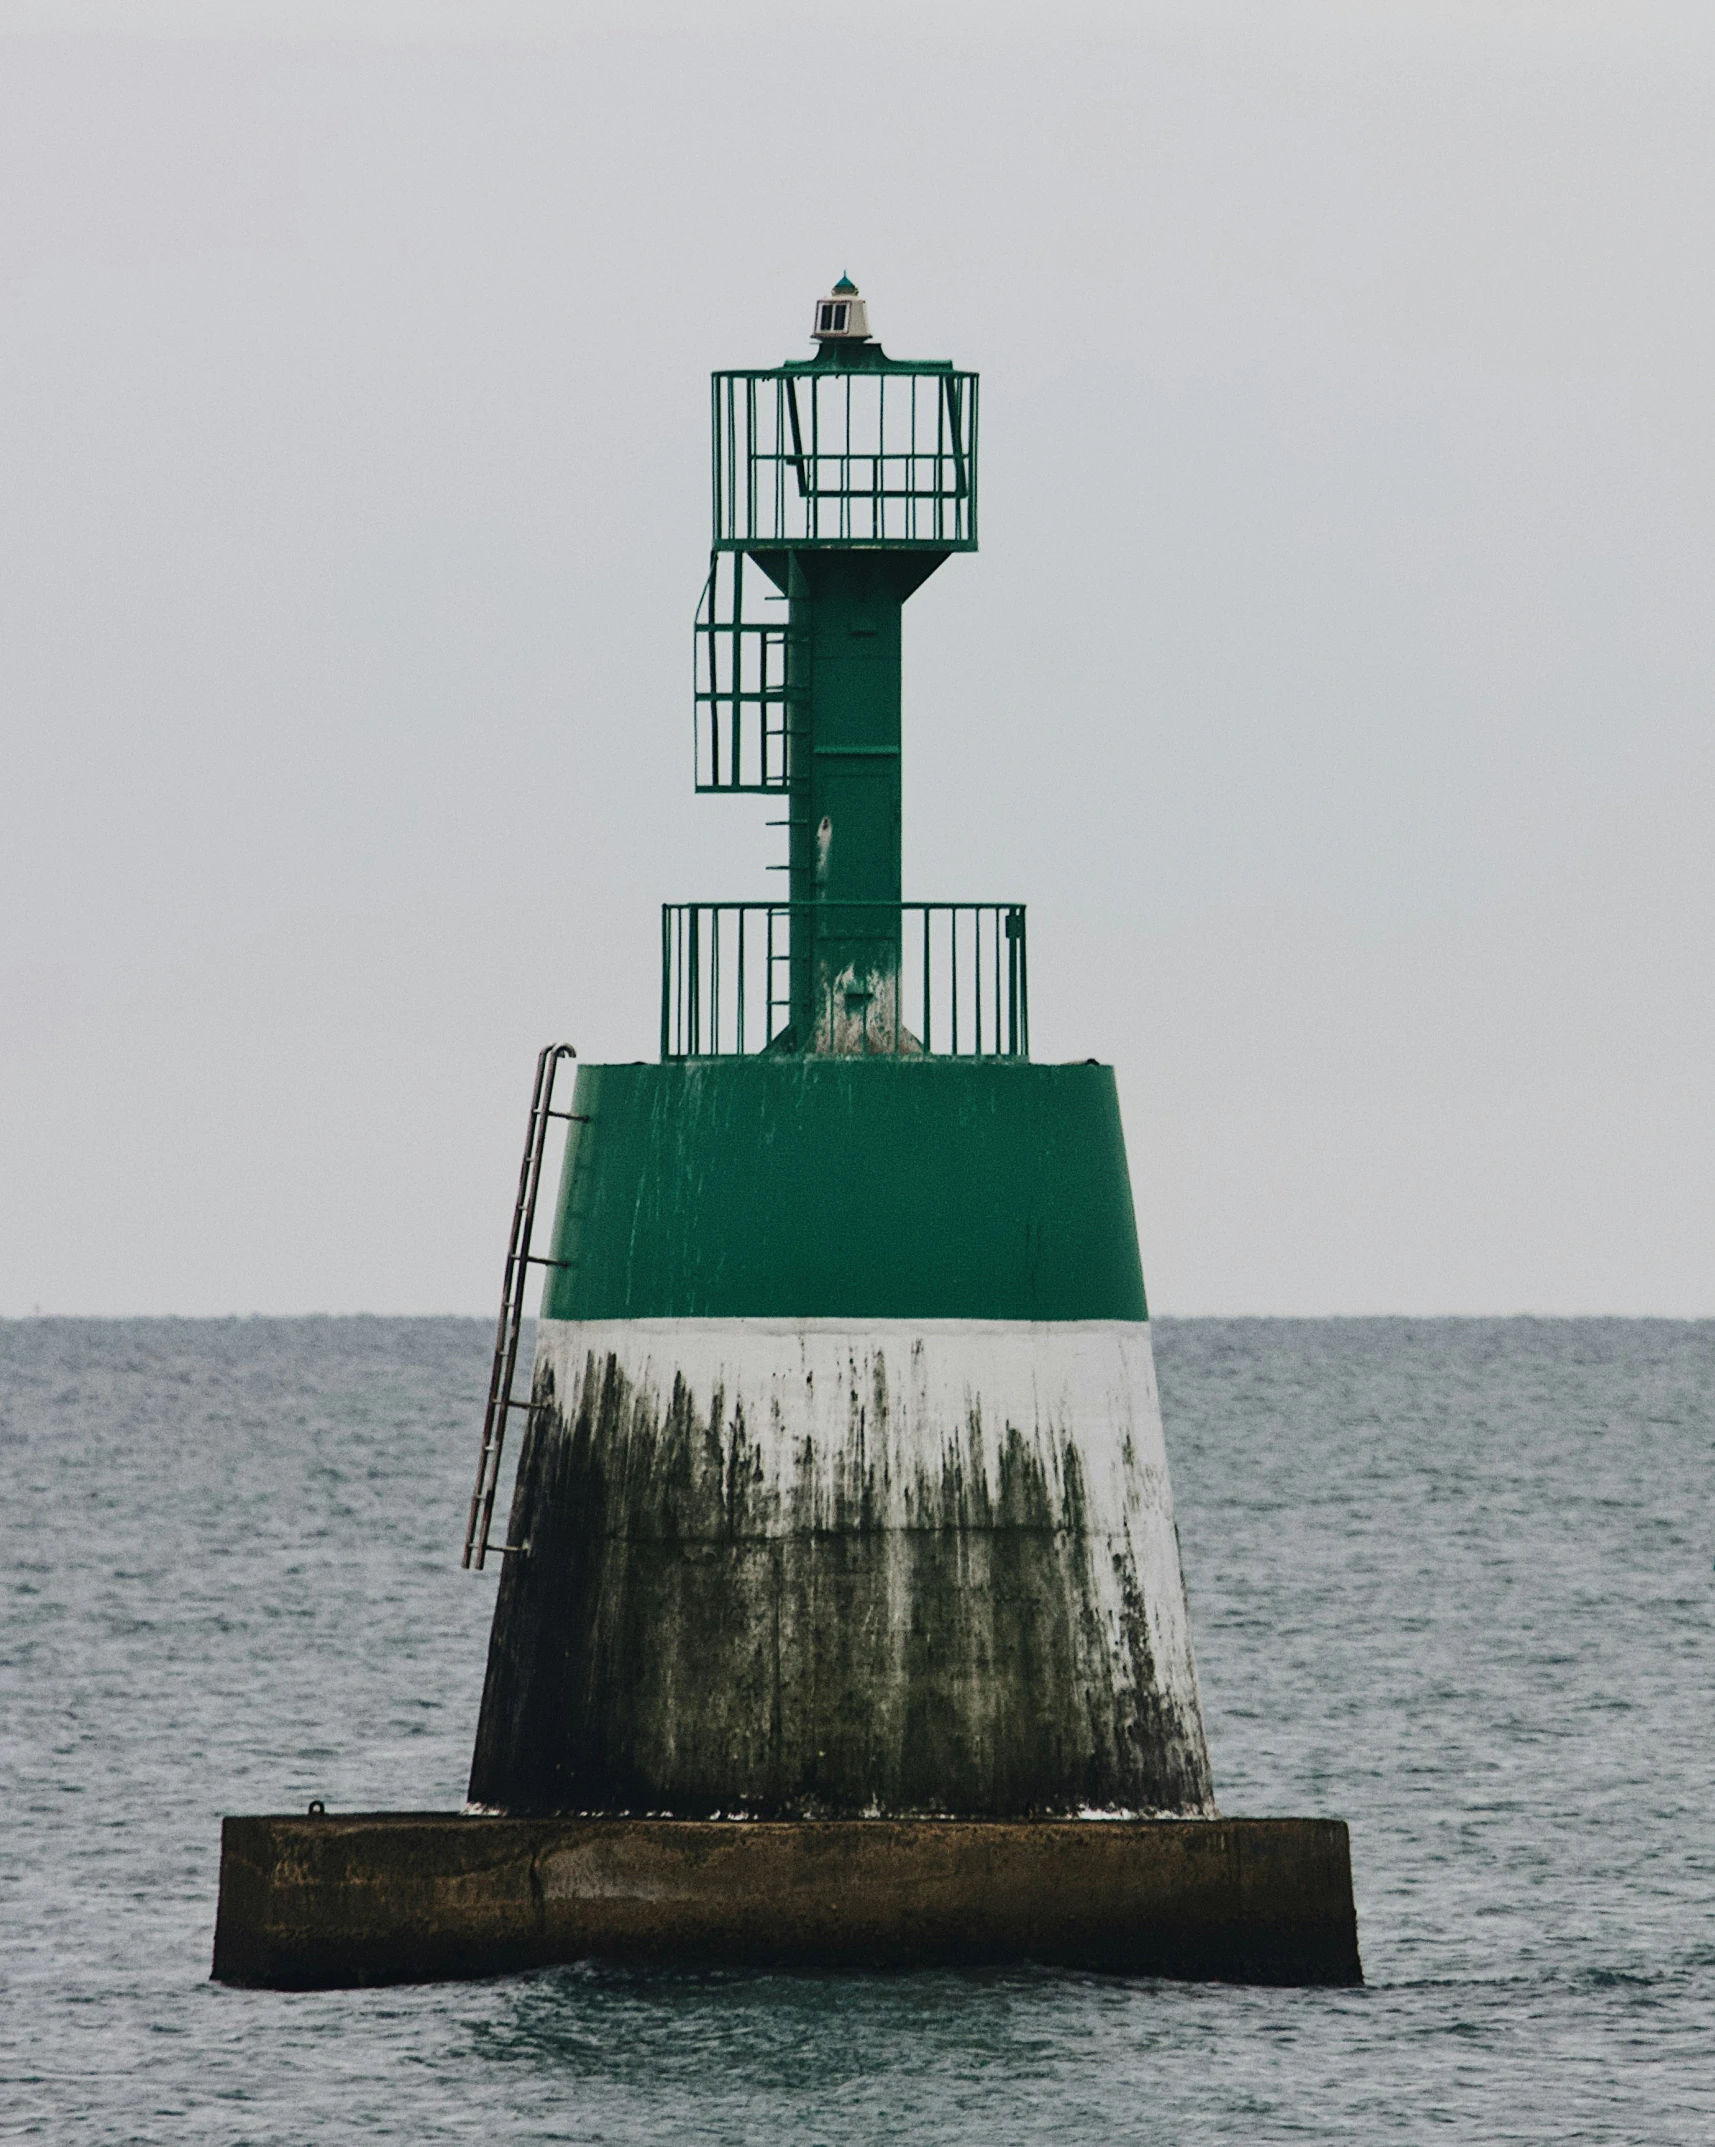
[2,0,1710,1315]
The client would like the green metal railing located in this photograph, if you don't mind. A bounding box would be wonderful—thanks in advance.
[662,901,1027,1060]
[693,551,791,792]
[712,366,978,551]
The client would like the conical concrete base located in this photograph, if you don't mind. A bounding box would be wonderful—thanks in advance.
[472,1058,1214,1822]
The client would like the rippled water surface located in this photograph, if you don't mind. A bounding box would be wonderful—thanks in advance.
[3,1317,1711,2141]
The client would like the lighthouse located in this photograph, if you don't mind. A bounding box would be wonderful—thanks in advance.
[211,283,1359,1990]
[464,281,1216,1823]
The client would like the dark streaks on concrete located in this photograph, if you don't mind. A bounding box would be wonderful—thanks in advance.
[467,1355,1212,1819]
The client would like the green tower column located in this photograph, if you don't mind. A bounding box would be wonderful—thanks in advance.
[768,549,946,1047]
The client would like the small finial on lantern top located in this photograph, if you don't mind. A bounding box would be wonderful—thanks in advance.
[813,277,871,343]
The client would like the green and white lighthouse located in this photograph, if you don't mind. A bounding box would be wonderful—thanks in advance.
[464,281,1216,1823]
[209,280,1359,1991]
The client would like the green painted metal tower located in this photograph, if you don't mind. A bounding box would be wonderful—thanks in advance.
[685,279,1013,1059]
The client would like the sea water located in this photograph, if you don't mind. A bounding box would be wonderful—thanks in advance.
[2,1317,1710,2142]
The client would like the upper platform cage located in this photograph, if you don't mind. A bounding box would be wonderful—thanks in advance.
[712,348,978,552]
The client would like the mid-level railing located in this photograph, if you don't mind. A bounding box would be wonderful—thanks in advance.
[662,901,1028,1060]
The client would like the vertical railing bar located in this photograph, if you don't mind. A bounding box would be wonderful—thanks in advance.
[969,375,979,545]
[660,907,670,1059]
[907,374,915,542]
[986,908,994,1055]
[711,376,722,545]
[976,908,983,1055]
[715,903,726,1054]
[992,908,1001,1056]
[874,373,883,539]
[690,908,702,1056]
[916,372,925,540]
[733,905,740,1054]
[1007,908,1017,1056]
[1018,908,1025,1057]
[717,558,728,786]
[726,379,737,545]
[1020,906,1027,1055]
[922,905,932,1053]
[978,907,985,1055]
[872,372,881,542]
[951,909,960,1056]
[745,377,757,549]
[733,378,742,544]
[732,552,744,784]
[979,909,986,1056]
[941,374,950,541]
[805,376,815,539]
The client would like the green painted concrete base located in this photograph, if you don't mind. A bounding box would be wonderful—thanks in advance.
[542,1058,1148,1322]
[211,1813,1361,1989]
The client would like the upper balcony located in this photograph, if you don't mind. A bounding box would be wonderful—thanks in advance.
[711,355,979,553]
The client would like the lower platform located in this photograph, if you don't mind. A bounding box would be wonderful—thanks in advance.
[211,1814,1361,1989]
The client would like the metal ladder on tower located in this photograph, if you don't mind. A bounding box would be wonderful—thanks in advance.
[461,1042,579,1570]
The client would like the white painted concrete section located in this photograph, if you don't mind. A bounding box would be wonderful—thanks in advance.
[531,1315,1213,1815]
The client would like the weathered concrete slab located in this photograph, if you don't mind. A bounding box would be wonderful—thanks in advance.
[212,1814,1360,1989]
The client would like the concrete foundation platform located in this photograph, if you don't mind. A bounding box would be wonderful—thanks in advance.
[212,1814,1361,1989]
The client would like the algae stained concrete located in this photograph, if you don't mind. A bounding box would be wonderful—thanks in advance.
[212,1814,1361,1990]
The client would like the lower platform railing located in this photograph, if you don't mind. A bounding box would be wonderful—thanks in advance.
[661,901,1028,1060]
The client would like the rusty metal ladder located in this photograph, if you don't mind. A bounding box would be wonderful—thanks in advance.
[461,1042,579,1570]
